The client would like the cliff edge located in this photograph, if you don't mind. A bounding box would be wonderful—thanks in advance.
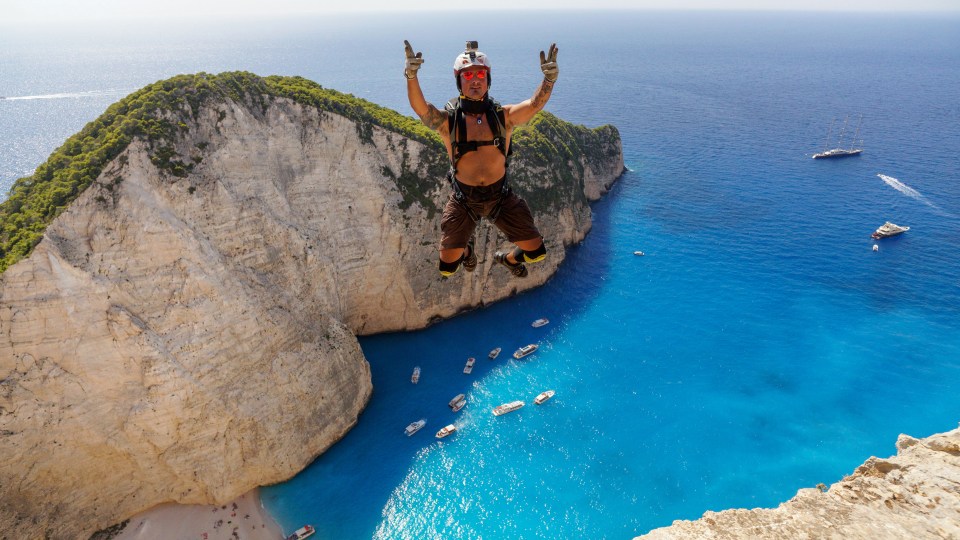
[0,72,624,538]
[638,426,960,540]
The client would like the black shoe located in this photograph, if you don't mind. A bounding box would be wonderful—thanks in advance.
[494,251,528,278]
[463,236,477,272]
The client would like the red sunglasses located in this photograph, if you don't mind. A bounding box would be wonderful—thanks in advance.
[460,70,487,81]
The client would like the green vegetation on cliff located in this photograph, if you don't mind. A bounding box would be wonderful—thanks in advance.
[0,72,445,274]
[511,111,621,211]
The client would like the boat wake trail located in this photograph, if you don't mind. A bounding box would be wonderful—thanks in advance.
[2,90,126,101]
[877,174,957,218]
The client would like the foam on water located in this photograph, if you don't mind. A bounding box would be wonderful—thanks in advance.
[877,173,956,217]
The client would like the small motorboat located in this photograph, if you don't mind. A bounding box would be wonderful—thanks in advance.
[513,344,539,359]
[532,318,549,328]
[492,400,525,416]
[633,250,645,256]
[488,347,501,359]
[436,424,457,438]
[411,366,420,384]
[871,222,909,239]
[404,419,426,436]
[872,244,879,252]
[463,357,476,374]
[534,390,555,405]
[285,524,315,540]
[451,397,467,412]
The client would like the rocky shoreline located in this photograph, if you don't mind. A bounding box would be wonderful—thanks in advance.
[638,425,960,540]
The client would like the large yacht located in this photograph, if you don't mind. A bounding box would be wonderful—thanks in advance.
[812,114,863,159]
[871,222,910,239]
[492,400,525,416]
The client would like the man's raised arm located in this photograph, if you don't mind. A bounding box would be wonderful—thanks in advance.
[404,40,447,131]
[506,43,559,127]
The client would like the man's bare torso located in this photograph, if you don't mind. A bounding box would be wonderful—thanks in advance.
[440,113,513,187]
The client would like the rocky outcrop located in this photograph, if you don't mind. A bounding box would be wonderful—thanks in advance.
[0,73,623,538]
[638,426,960,540]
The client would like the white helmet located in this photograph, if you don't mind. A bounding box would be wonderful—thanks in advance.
[453,41,491,90]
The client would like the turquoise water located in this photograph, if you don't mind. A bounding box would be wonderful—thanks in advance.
[2,11,959,539]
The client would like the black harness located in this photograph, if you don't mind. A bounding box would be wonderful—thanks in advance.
[444,96,512,223]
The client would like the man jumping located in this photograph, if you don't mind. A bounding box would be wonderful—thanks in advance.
[404,39,559,278]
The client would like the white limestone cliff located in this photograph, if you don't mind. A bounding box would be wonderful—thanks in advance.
[637,426,960,540]
[0,81,623,539]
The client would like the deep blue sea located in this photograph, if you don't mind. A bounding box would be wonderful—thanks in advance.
[3,10,960,539]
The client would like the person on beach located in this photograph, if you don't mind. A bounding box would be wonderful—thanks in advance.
[404,39,558,278]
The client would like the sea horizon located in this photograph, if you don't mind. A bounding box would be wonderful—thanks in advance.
[2,10,959,539]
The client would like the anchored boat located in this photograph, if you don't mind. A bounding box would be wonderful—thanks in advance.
[492,400,525,416]
[534,390,555,405]
[871,222,909,239]
[812,114,863,159]
[404,419,426,436]
[513,344,538,359]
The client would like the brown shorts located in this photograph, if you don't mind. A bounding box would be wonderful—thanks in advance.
[439,177,541,251]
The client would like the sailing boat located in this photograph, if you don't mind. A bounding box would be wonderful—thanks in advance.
[812,114,863,159]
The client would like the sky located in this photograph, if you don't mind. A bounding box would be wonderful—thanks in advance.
[6,0,960,24]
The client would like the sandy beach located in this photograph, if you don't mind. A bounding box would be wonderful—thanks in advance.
[111,489,285,540]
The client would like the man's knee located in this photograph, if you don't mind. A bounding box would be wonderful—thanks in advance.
[439,254,464,277]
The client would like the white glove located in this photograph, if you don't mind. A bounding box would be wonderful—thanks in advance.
[540,43,559,82]
[404,40,424,79]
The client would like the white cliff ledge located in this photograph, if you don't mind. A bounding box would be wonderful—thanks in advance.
[0,72,624,538]
[638,425,960,540]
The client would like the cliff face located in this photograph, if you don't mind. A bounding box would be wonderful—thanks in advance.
[0,74,623,538]
[638,426,960,540]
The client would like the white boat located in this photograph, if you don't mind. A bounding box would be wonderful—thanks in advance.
[532,318,549,328]
[493,400,525,416]
[285,524,315,540]
[488,347,501,359]
[436,424,457,438]
[534,390,555,405]
[633,250,645,256]
[873,244,879,252]
[871,222,909,239]
[513,344,538,359]
[463,357,476,374]
[812,114,863,159]
[411,366,420,384]
[404,419,426,436]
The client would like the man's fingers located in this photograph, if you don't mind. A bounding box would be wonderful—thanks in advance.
[548,43,558,63]
[416,52,422,60]
[540,50,547,65]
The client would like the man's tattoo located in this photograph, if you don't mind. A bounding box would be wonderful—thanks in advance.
[532,80,554,109]
[421,107,447,130]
